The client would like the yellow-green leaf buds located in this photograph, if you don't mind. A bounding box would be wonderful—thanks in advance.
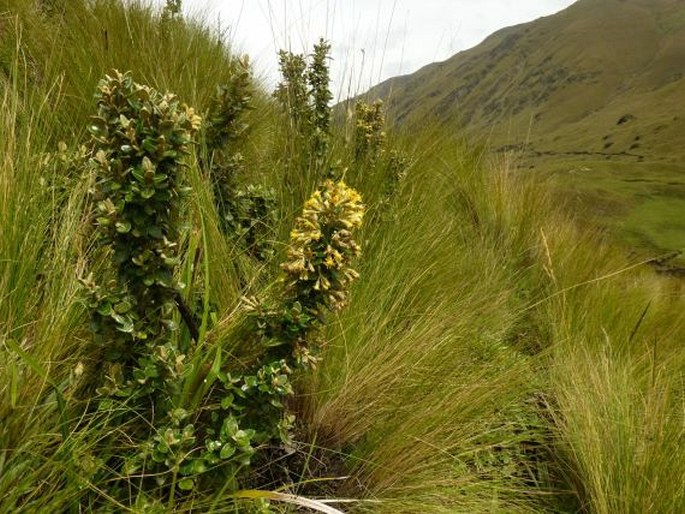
[282,179,364,313]
[354,99,386,164]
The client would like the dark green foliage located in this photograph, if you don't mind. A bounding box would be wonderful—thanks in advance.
[203,58,276,260]
[205,57,252,154]
[79,69,276,495]
[84,70,200,397]
[308,39,333,167]
[274,39,334,185]
[78,70,209,503]
[230,183,277,260]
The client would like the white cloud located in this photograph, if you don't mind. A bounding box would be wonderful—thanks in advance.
[165,0,577,99]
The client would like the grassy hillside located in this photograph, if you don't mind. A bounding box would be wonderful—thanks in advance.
[1,1,683,513]
[356,0,685,268]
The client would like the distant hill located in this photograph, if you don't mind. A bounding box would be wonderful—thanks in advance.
[355,0,685,265]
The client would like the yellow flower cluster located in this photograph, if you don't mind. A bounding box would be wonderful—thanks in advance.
[282,179,364,312]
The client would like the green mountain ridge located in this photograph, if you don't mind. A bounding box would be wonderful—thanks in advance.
[363,0,685,156]
[356,0,685,265]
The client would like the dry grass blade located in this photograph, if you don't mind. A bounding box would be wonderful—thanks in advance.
[234,489,353,514]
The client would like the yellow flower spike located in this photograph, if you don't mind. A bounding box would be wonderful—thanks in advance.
[282,179,364,312]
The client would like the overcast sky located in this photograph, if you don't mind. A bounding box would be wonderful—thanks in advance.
[172,0,577,99]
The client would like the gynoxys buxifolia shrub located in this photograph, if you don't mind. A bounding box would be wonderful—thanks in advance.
[131,180,365,492]
[354,99,386,165]
[80,70,364,499]
[84,70,201,398]
[307,39,333,168]
[206,180,365,477]
[203,58,277,260]
[352,99,408,210]
[247,179,364,377]
[204,56,252,155]
[274,39,334,184]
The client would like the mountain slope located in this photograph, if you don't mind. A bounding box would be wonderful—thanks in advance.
[357,0,685,264]
[366,0,685,159]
